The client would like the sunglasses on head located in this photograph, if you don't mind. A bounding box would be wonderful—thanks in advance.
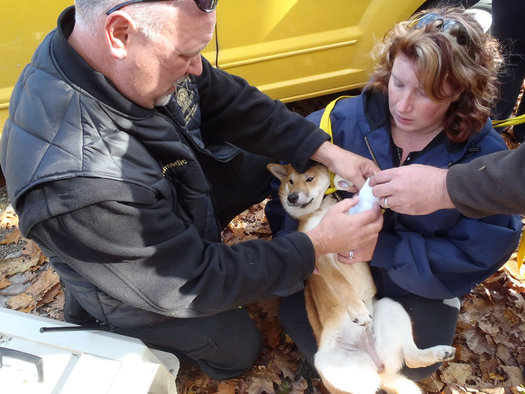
[408,13,469,46]
[106,0,218,15]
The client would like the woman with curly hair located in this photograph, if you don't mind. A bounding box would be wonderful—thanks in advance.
[270,7,522,383]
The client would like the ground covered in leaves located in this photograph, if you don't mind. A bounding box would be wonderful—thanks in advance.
[0,195,524,394]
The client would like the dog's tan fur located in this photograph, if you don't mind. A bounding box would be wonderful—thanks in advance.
[267,163,455,394]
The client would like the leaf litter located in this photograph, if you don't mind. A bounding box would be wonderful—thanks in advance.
[1,189,524,393]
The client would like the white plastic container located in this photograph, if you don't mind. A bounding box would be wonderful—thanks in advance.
[0,308,179,393]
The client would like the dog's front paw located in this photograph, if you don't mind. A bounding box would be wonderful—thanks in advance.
[349,308,372,327]
[433,345,456,362]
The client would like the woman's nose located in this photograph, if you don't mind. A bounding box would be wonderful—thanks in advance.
[397,93,413,113]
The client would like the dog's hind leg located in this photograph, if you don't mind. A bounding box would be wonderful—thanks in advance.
[373,298,455,372]
[315,255,372,327]
[380,373,423,394]
[315,328,381,394]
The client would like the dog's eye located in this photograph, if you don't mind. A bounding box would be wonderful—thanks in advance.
[306,176,314,182]
[288,179,294,185]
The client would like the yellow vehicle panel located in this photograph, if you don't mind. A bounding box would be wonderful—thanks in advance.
[1,0,431,133]
[213,0,427,102]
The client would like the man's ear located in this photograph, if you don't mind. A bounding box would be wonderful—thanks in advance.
[105,12,136,59]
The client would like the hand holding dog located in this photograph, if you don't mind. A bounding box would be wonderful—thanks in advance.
[306,196,383,259]
[311,142,379,191]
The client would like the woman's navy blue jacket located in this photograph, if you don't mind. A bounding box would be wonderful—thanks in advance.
[267,89,522,299]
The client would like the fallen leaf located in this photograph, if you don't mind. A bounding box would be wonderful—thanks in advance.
[5,268,60,312]
[290,376,308,393]
[500,365,525,387]
[420,373,446,393]
[0,253,41,277]
[245,367,280,394]
[0,229,22,245]
[7,292,34,311]
[0,276,11,289]
[216,381,239,394]
[0,206,18,229]
[273,354,297,381]
[441,362,475,386]
[36,282,62,309]
[463,328,493,355]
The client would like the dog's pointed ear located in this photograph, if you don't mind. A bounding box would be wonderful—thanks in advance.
[266,163,289,181]
[333,174,354,191]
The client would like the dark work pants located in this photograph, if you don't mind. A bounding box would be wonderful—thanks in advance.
[279,289,460,382]
[62,150,275,380]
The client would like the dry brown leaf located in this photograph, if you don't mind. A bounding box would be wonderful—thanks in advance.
[6,292,34,310]
[4,268,60,312]
[457,297,487,327]
[36,282,62,309]
[495,344,513,365]
[0,228,22,245]
[441,362,475,386]
[0,253,41,277]
[480,354,501,383]
[500,366,524,387]
[273,354,298,381]
[26,267,60,297]
[216,381,239,394]
[22,239,45,260]
[183,373,214,394]
[290,376,308,393]
[0,276,12,289]
[463,328,493,355]
[0,206,18,229]
[478,315,500,337]
[245,367,280,394]
[420,373,446,393]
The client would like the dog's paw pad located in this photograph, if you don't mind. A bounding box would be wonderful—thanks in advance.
[434,346,456,361]
[351,312,372,327]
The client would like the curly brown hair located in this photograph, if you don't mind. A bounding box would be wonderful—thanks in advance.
[367,7,502,143]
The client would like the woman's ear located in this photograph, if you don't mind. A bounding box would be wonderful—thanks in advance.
[105,12,136,59]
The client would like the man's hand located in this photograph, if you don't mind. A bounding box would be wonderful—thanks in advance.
[311,142,379,191]
[306,197,383,258]
[369,164,454,215]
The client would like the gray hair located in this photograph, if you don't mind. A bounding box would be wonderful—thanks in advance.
[74,0,178,40]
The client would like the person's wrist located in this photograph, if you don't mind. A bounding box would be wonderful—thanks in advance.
[438,169,454,209]
[305,227,328,258]
[311,141,333,167]
[311,142,356,172]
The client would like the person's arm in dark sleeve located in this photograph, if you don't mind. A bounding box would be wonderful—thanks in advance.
[196,57,329,173]
[447,144,525,217]
[24,180,315,318]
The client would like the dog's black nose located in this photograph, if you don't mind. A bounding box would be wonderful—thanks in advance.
[288,193,298,204]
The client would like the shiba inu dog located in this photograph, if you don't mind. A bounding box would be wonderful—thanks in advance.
[267,162,455,394]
